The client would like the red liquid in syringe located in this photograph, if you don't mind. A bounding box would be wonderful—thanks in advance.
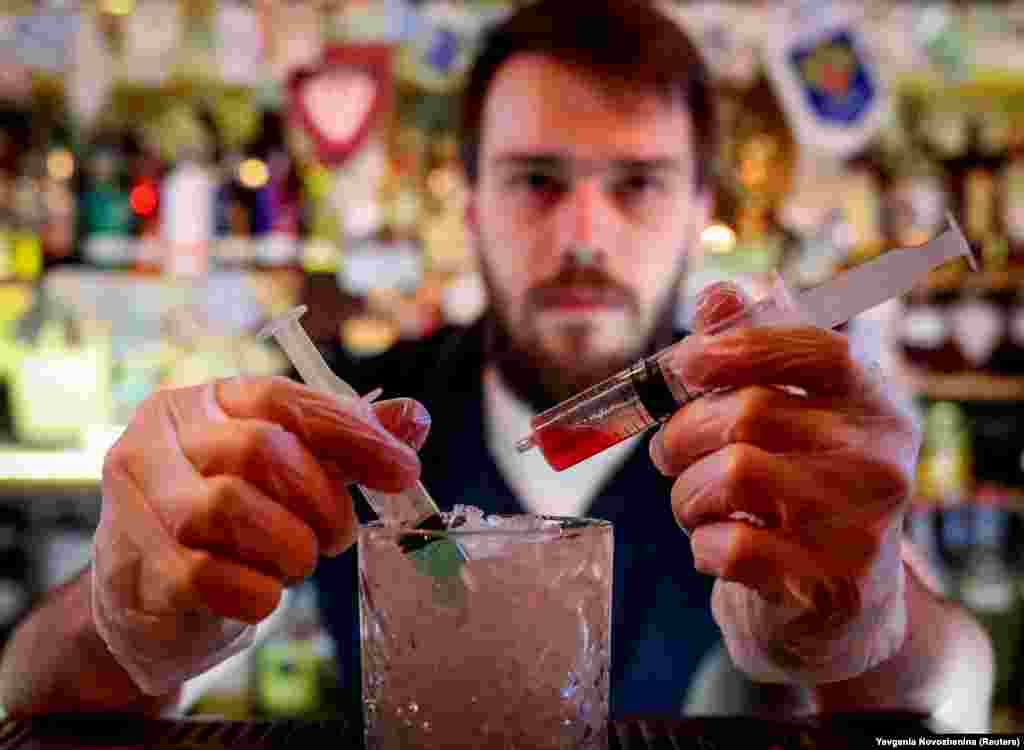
[532,422,624,471]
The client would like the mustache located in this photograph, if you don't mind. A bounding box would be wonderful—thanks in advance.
[526,264,636,311]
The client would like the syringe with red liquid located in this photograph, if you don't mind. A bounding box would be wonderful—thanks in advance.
[516,215,974,472]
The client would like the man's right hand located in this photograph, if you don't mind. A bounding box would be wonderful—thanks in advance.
[91,375,429,696]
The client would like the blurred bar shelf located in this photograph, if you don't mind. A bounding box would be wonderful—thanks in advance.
[0,425,121,491]
[0,446,101,489]
[894,360,1024,402]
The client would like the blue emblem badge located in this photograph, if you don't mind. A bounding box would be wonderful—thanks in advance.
[788,30,876,126]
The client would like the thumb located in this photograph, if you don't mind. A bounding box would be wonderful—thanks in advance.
[372,398,432,451]
[691,281,752,334]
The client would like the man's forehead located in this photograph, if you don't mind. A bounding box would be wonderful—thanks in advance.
[479,53,694,161]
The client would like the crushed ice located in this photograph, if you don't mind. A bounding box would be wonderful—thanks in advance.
[447,504,563,533]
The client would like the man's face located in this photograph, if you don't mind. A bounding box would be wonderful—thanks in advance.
[468,54,711,400]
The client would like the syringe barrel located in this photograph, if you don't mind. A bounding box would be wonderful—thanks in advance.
[526,295,782,470]
[527,354,701,471]
[527,365,649,471]
[523,276,808,470]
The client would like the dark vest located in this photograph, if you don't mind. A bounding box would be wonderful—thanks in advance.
[312,320,720,719]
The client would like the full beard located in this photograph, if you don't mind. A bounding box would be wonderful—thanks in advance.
[483,282,685,414]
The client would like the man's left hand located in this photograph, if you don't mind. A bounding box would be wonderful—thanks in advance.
[651,282,921,684]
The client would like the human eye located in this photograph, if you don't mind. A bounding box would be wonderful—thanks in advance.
[614,171,667,201]
[506,169,565,196]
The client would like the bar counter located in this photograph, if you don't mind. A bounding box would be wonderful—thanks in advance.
[0,711,935,749]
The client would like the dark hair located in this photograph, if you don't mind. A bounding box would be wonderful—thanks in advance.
[459,0,717,190]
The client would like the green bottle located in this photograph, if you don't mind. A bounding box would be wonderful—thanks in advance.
[251,582,339,719]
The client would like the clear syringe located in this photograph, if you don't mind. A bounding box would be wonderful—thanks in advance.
[516,213,975,472]
[258,306,467,578]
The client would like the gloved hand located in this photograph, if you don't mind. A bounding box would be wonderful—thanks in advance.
[92,376,429,695]
[651,282,920,684]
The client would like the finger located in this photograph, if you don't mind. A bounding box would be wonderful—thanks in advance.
[667,324,862,399]
[684,278,912,419]
[185,550,285,623]
[134,545,285,624]
[213,377,422,492]
[177,418,354,557]
[650,386,853,476]
[373,398,432,450]
[690,282,752,334]
[101,454,284,624]
[321,399,431,514]
[671,443,908,536]
[694,522,863,626]
[165,475,320,582]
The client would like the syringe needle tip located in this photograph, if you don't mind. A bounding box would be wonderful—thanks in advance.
[515,435,535,453]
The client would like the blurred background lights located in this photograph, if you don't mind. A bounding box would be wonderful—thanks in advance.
[100,0,135,16]
[129,183,158,216]
[46,149,74,182]
[238,158,269,189]
[701,223,737,255]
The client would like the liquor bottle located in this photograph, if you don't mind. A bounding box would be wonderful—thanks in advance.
[722,72,796,285]
[912,95,975,276]
[420,134,471,277]
[10,150,44,282]
[128,143,163,238]
[251,581,339,719]
[960,486,1020,708]
[883,149,949,249]
[210,150,256,270]
[923,401,975,597]
[961,492,1014,613]
[161,144,215,277]
[301,162,344,275]
[0,169,14,280]
[839,152,885,268]
[990,286,1024,376]
[80,142,135,269]
[999,402,1024,729]
[381,126,427,248]
[906,466,951,597]
[837,102,906,268]
[1001,114,1024,269]
[898,286,967,374]
[39,121,78,268]
[128,143,165,274]
[915,96,970,168]
[257,148,302,269]
[972,104,1011,270]
[950,113,993,264]
[947,279,1004,376]
[249,110,300,270]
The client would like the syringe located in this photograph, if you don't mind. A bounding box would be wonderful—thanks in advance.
[258,306,466,578]
[516,213,975,472]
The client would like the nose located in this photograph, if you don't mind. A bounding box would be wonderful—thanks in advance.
[555,176,612,252]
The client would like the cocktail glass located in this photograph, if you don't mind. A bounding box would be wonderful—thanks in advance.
[358,514,613,749]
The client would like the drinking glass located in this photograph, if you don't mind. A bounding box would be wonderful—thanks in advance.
[358,514,613,749]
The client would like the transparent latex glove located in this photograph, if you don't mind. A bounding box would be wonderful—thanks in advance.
[92,376,429,695]
[650,282,919,684]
